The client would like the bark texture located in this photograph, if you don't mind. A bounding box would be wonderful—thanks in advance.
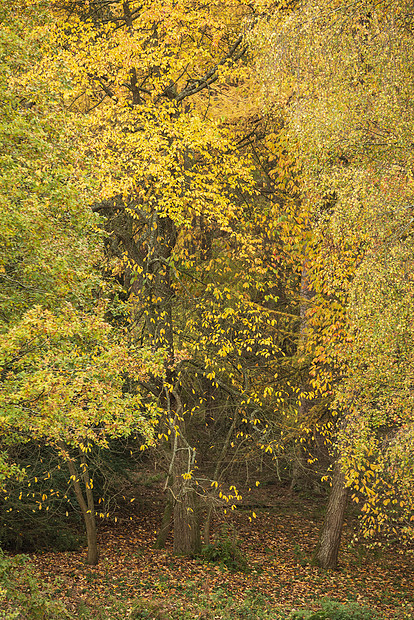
[314,460,348,569]
[173,486,201,556]
[171,431,201,556]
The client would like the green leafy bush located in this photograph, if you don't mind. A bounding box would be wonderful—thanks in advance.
[200,526,248,572]
[289,599,381,620]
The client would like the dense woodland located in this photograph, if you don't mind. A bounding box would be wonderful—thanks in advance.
[0,1,414,618]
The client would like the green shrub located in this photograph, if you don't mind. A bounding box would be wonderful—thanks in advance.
[200,526,248,572]
[289,598,381,620]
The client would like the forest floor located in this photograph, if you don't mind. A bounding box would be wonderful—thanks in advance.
[23,483,414,620]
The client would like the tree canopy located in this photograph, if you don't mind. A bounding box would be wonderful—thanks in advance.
[1,0,413,572]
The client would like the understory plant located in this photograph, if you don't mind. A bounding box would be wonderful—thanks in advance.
[200,525,248,572]
[289,598,381,620]
[0,550,71,619]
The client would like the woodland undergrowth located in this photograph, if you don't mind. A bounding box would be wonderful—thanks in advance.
[1,485,412,620]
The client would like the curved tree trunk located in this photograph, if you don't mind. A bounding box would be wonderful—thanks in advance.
[59,442,99,565]
[314,460,348,569]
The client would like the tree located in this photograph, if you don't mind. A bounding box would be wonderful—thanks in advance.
[28,0,301,554]
[253,0,414,566]
[0,2,168,564]
[0,0,103,489]
[0,305,164,564]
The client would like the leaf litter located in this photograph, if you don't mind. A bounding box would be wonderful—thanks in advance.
[26,486,413,619]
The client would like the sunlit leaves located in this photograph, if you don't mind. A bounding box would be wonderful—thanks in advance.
[0,3,101,327]
[0,305,164,449]
[254,0,414,544]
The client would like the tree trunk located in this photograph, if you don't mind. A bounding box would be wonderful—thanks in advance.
[154,498,173,549]
[80,449,99,565]
[173,485,201,555]
[314,460,348,569]
[100,189,201,556]
[171,430,201,556]
[84,509,99,566]
[59,441,99,565]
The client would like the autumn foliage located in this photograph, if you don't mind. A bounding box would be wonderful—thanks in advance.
[0,0,413,608]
